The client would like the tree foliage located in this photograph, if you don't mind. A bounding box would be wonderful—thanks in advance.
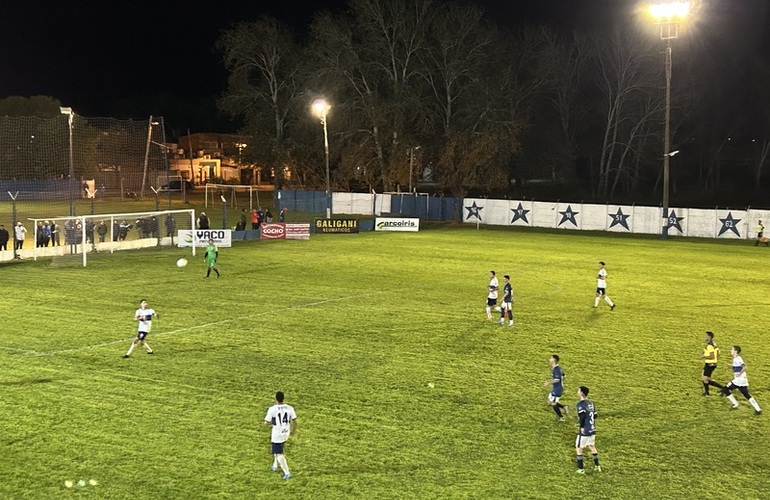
[217,0,770,204]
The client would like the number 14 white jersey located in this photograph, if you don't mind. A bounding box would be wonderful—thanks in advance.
[265,403,297,443]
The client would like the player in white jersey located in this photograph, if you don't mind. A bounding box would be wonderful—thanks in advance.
[123,299,157,358]
[264,391,298,479]
[486,270,500,320]
[593,261,615,310]
[721,346,762,415]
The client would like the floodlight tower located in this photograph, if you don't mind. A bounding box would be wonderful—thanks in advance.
[311,99,332,219]
[59,107,75,216]
[649,1,690,238]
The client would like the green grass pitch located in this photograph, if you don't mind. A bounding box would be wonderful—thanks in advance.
[2,225,769,498]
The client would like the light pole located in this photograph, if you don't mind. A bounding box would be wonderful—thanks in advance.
[312,99,332,219]
[408,146,421,193]
[649,1,690,238]
[60,107,75,217]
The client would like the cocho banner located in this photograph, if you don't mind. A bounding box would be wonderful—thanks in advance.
[177,229,233,247]
[314,218,360,233]
[261,223,311,240]
[261,223,286,239]
[374,217,420,232]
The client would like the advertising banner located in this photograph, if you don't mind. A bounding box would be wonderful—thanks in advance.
[260,223,286,239]
[374,217,420,232]
[177,229,232,247]
[315,218,360,234]
[286,224,311,240]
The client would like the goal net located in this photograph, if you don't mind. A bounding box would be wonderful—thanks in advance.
[204,183,264,211]
[0,114,175,227]
[22,208,196,267]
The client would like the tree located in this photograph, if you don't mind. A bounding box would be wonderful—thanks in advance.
[218,17,306,187]
[307,0,433,190]
[420,3,517,197]
[588,29,661,199]
[0,95,62,118]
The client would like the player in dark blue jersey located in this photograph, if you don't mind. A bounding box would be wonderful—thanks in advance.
[497,275,514,327]
[575,386,601,474]
[544,355,568,420]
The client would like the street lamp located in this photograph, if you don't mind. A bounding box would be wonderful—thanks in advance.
[60,107,75,217]
[649,1,690,238]
[235,142,248,167]
[312,99,332,219]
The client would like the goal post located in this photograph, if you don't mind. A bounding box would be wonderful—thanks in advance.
[204,183,262,211]
[28,208,196,267]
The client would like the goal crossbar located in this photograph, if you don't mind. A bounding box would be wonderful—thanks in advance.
[27,208,196,267]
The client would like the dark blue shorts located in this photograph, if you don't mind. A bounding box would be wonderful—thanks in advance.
[487,298,497,306]
[137,331,149,341]
[596,287,606,295]
[271,442,285,454]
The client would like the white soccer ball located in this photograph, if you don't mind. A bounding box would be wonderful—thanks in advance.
[176,258,188,268]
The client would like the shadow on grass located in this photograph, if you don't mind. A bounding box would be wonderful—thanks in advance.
[0,377,55,386]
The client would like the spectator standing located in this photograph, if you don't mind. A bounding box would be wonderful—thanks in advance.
[97,221,108,243]
[42,221,52,246]
[50,221,60,246]
[165,215,176,237]
[0,224,9,251]
[251,209,259,229]
[265,209,273,223]
[279,207,287,223]
[85,220,95,244]
[14,222,27,252]
[36,221,46,247]
[118,220,131,241]
[198,212,210,229]
[240,209,248,228]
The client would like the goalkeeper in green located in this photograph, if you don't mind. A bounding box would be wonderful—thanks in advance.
[204,238,220,278]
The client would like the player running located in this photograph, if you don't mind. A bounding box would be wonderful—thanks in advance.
[720,346,762,415]
[123,299,157,358]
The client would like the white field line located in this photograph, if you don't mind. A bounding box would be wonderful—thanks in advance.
[1,292,385,357]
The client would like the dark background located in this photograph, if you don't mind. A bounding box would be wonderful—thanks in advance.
[5,0,764,133]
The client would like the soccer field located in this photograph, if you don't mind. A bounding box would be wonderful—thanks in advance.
[2,226,769,498]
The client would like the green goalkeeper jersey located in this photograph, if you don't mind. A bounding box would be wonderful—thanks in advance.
[205,244,218,264]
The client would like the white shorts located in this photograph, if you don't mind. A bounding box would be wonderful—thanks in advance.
[548,393,560,404]
[501,301,512,311]
[575,434,595,448]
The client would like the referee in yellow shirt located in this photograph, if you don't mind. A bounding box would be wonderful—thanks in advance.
[700,331,724,396]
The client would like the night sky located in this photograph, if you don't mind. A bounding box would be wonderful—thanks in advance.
[1,0,768,132]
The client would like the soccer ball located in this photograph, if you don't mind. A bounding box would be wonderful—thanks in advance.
[176,258,188,268]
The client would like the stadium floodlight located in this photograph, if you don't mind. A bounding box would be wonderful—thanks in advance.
[60,107,75,217]
[311,99,332,219]
[649,2,690,21]
[649,1,690,239]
